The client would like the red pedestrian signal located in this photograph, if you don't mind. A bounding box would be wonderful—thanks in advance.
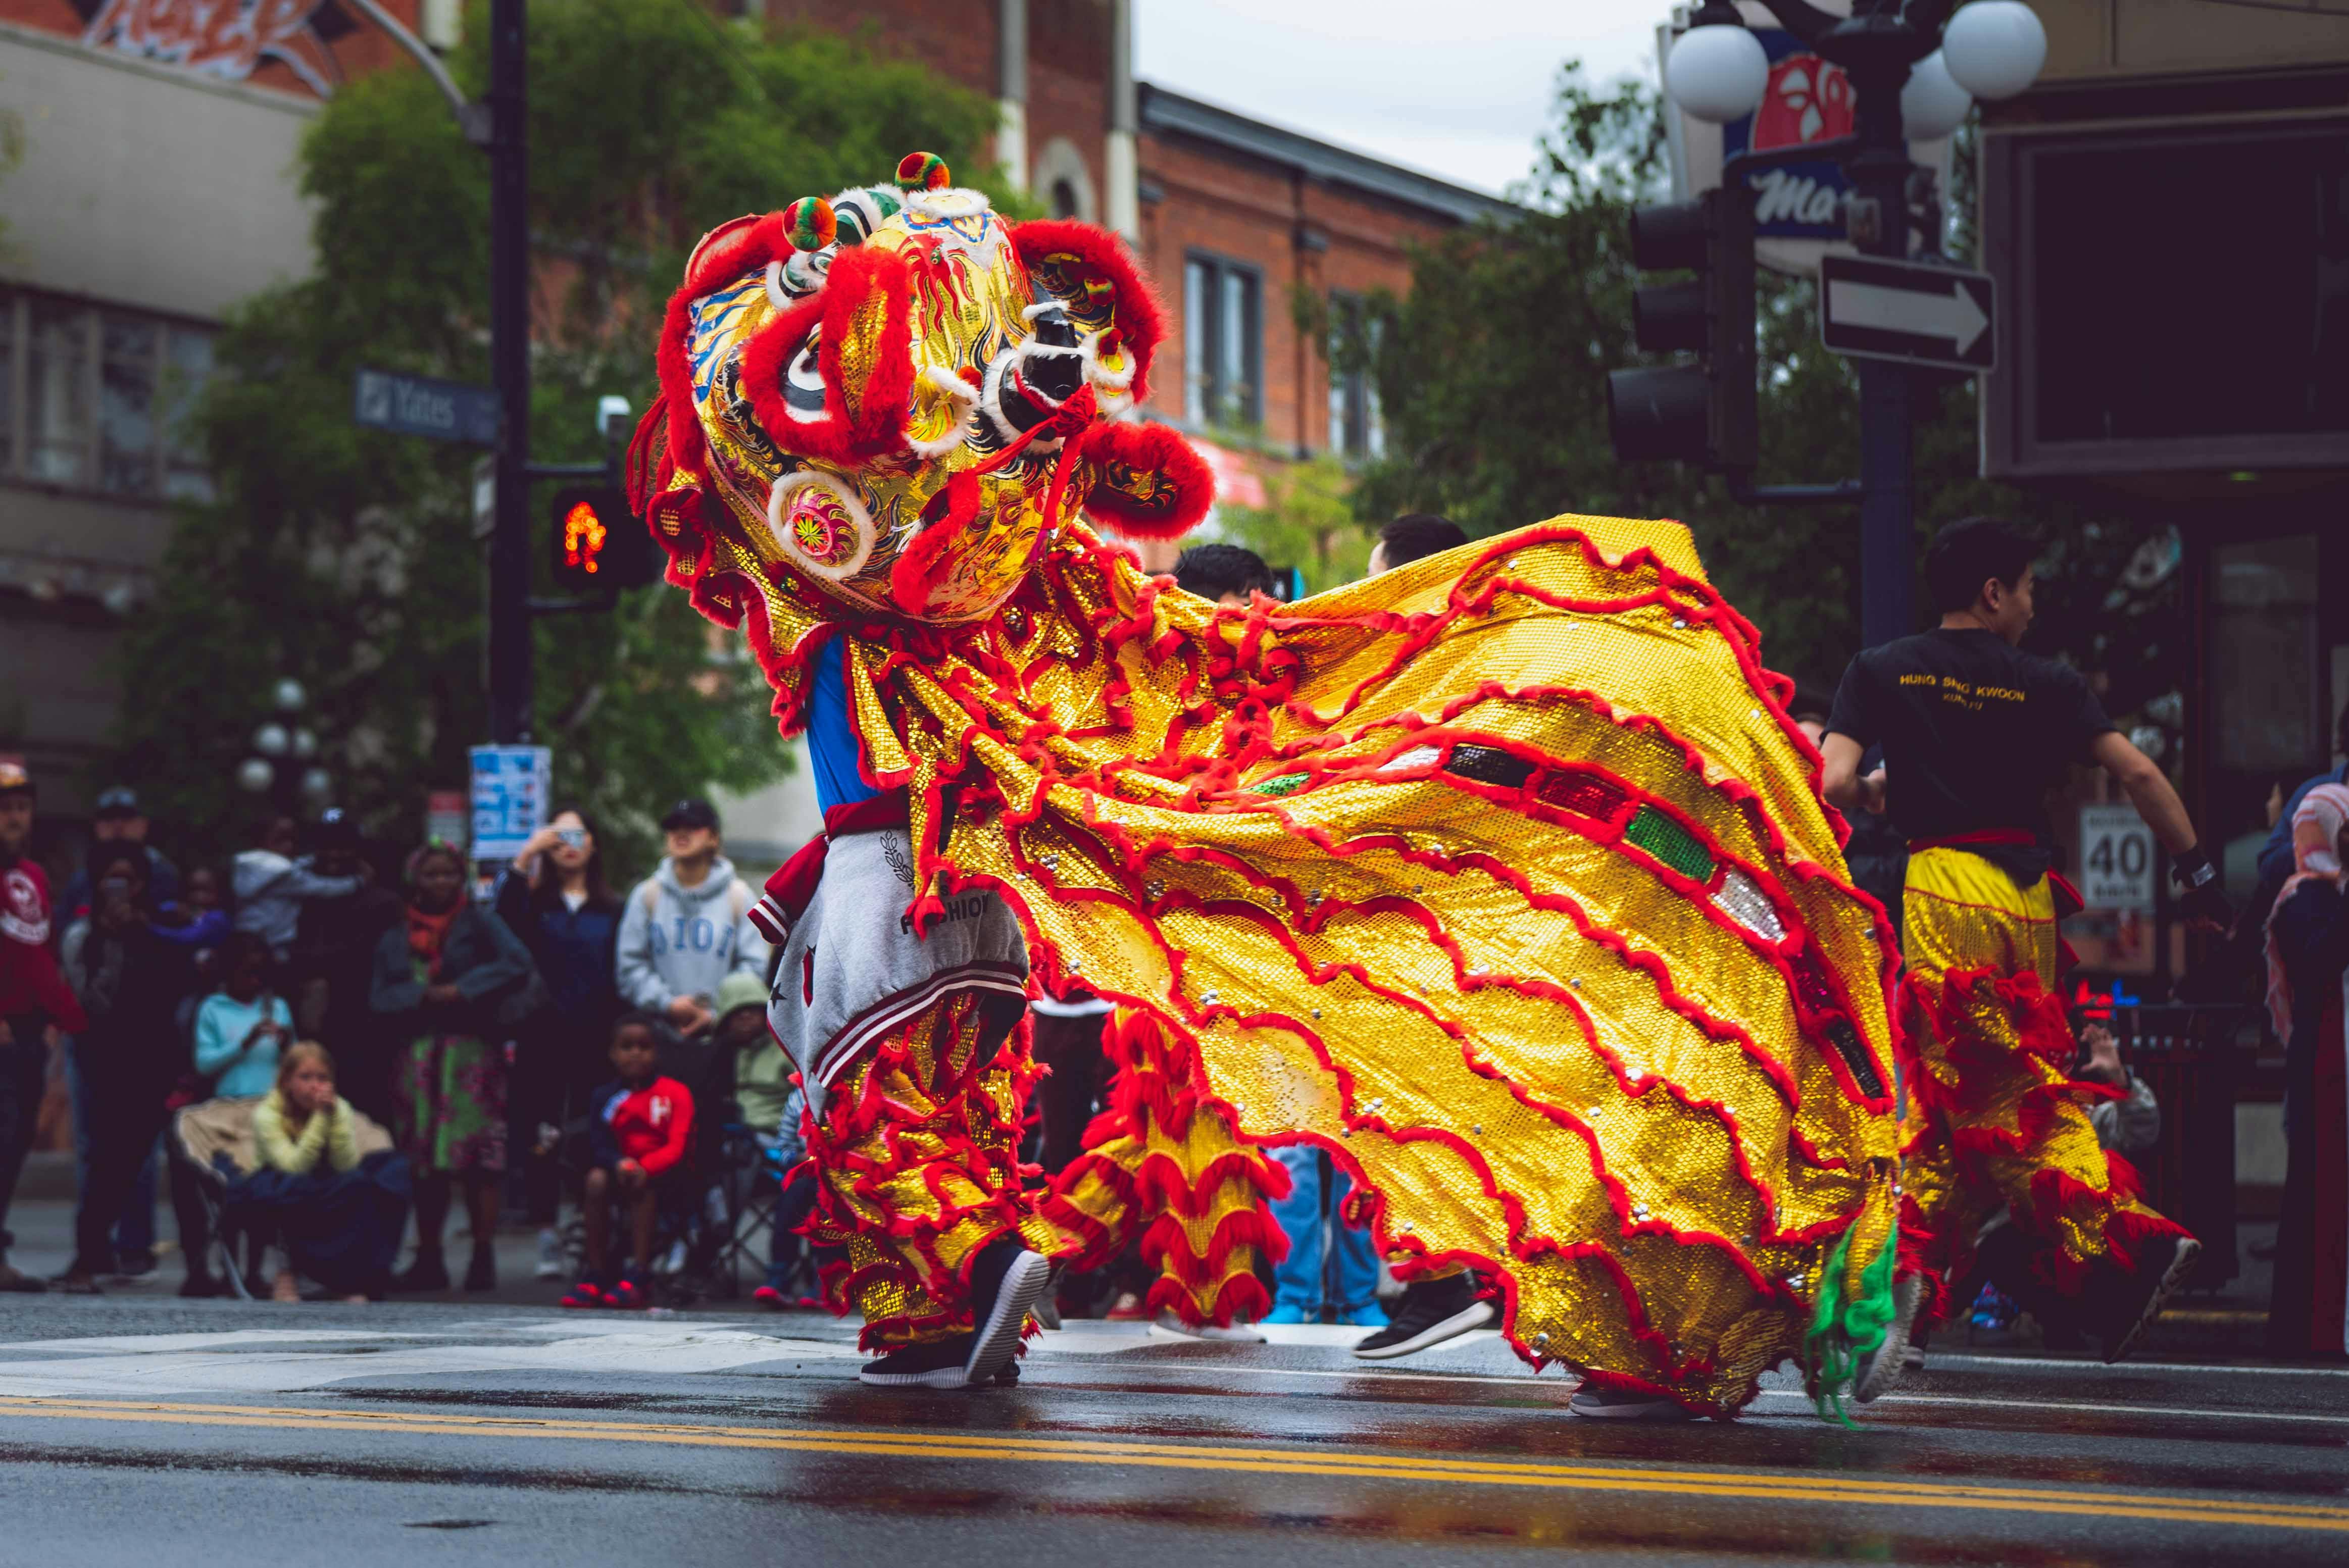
[548,485,656,591]
[562,497,607,575]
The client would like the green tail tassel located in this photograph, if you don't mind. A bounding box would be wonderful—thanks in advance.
[1802,1224,1896,1427]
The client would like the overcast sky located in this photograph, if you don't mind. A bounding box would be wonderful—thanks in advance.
[1133,0,1665,198]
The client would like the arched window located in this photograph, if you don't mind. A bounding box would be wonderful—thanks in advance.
[1051,179,1080,220]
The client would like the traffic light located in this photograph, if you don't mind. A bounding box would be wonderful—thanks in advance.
[548,485,659,591]
[1607,183,1756,471]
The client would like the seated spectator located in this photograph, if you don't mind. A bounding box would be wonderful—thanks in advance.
[1366,513,1468,575]
[194,933,295,1098]
[234,814,364,969]
[1172,542,1276,609]
[244,1042,411,1303]
[2077,1024,2160,1155]
[371,841,535,1294]
[712,971,806,1308]
[563,1014,694,1311]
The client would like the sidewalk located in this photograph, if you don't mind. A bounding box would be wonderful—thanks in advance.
[1,1191,790,1314]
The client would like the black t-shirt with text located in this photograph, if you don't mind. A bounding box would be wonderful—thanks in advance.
[1826,628,2114,846]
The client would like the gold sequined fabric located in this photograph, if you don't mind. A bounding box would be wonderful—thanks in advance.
[1043,1007,1288,1326]
[1899,848,2189,1306]
[753,515,1903,1411]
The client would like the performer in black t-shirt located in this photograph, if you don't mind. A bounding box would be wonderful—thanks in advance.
[1821,517,2230,1368]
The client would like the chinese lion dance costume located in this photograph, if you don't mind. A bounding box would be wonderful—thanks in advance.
[631,155,1904,1416]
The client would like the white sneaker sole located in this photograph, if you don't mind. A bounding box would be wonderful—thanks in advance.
[2104,1236,2201,1365]
[1350,1298,1495,1360]
[965,1249,1052,1388]
[860,1358,976,1389]
[1854,1274,1925,1404]
[1148,1316,1266,1343]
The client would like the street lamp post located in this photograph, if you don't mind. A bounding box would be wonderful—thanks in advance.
[1664,0,2046,648]
[236,678,334,817]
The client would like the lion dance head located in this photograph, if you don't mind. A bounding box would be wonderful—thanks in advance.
[629,152,1212,642]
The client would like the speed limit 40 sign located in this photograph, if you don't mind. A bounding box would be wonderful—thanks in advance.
[2078,803,2157,913]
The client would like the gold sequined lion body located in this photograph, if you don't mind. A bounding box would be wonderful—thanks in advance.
[633,160,1903,1413]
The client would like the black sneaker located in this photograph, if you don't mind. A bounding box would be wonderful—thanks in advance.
[390,1257,451,1294]
[464,1247,497,1293]
[964,1236,1052,1388]
[860,1334,977,1388]
[1351,1275,1494,1360]
[2093,1234,2202,1364]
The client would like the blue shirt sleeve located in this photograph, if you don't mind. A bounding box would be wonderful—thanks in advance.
[809,637,883,816]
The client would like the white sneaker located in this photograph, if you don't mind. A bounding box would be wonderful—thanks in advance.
[1149,1309,1266,1343]
[533,1229,565,1281]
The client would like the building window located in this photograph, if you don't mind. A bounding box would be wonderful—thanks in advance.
[1326,293,1384,461]
[1183,255,1260,431]
[1051,179,1081,219]
[2,291,217,501]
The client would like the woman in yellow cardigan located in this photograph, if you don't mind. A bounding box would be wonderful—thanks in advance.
[246,1044,410,1302]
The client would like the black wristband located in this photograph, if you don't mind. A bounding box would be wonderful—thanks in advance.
[2172,845,2217,889]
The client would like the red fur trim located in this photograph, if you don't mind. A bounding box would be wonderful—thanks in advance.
[739,244,916,467]
[1074,419,1215,540]
[1011,219,1167,403]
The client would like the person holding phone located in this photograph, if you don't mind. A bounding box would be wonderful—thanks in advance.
[496,806,623,1280]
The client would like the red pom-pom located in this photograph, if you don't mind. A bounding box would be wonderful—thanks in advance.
[895,151,951,191]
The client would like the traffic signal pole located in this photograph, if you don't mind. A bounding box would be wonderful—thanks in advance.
[487,0,532,746]
[1838,15,1927,652]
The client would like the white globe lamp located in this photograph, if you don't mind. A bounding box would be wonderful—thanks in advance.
[299,768,334,802]
[1901,50,1974,141]
[292,727,318,761]
[272,678,307,713]
[1942,1,2046,102]
[253,722,290,757]
[1666,20,1769,125]
[236,758,275,793]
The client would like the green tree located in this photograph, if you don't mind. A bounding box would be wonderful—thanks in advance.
[1324,67,2181,714]
[111,0,1014,872]
[1209,457,1372,595]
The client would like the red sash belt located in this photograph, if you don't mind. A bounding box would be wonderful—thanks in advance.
[747,790,910,945]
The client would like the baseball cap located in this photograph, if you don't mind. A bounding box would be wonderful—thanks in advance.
[94,785,142,819]
[660,798,721,832]
[0,761,30,798]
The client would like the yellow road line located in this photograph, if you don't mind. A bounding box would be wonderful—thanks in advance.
[0,1396,2340,1534]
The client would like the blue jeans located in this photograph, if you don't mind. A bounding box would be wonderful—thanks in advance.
[1270,1145,1379,1314]
[69,1039,157,1256]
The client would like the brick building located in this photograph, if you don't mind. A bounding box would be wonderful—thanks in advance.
[0,0,1511,849]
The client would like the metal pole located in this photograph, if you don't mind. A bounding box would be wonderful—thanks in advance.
[1846,43,1916,650]
[487,0,531,744]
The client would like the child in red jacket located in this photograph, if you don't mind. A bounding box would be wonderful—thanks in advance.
[563,1013,694,1309]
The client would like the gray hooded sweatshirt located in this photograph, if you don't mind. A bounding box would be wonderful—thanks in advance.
[615,854,769,1014]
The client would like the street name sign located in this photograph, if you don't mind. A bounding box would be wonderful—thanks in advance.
[2078,802,2157,914]
[354,367,501,446]
[1819,256,1996,373]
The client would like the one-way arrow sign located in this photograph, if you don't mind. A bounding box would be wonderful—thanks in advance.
[1819,256,1996,373]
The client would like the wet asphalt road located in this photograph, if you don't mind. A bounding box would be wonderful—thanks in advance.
[0,1296,2341,1566]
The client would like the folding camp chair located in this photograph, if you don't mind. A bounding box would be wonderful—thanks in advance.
[171,1095,394,1300]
